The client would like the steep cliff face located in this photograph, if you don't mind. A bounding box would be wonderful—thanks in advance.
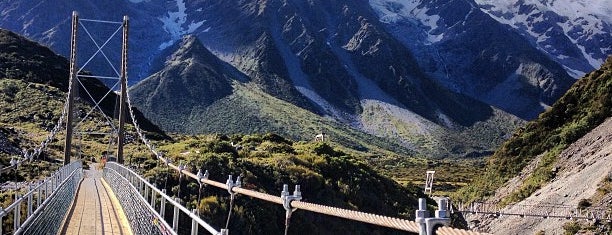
[474,0,611,77]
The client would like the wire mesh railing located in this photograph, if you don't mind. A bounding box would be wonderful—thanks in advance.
[104,162,225,235]
[456,201,611,221]
[0,161,82,235]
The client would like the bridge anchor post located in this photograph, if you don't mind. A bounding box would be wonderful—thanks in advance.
[415,198,429,235]
[415,197,452,235]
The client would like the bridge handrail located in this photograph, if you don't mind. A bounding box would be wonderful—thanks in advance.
[0,161,81,217]
[456,201,610,221]
[18,161,82,234]
[104,164,176,234]
[158,159,423,232]
[0,161,81,234]
[152,158,492,235]
[106,162,221,235]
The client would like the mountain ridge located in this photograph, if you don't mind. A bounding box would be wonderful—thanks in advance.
[131,34,522,158]
[0,0,585,120]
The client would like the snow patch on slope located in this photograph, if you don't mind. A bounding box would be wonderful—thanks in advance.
[158,0,206,50]
[369,0,444,43]
[474,0,611,73]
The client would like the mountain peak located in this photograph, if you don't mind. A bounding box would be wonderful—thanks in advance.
[130,34,240,133]
[165,34,217,65]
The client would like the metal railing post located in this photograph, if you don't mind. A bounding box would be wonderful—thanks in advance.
[138,176,143,195]
[160,189,167,218]
[173,197,180,231]
[14,194,21,232]
[191,208,199,235]
[150,184,156,208]
[27,184,33,217]
[37,182,41,208]
[145,182,150,200]
[45,180,49,199]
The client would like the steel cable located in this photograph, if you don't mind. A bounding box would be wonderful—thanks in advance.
[437,226,493,235]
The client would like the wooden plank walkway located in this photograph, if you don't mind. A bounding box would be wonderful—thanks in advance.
[60,164,132,235]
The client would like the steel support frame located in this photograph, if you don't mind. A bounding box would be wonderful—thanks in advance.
[64,11,129,165]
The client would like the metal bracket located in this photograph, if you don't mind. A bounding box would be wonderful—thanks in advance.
[281,184,302,219]
[178,162,186,176]
[196,169,209,187]
[163,154,171,166]
[226,175,241,195]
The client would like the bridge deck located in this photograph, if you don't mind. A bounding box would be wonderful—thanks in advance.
[61,164,132,235]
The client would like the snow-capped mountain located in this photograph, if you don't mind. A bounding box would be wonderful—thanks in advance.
[368,0,576,119]
[1,0,600,157]
[474,0,611,77]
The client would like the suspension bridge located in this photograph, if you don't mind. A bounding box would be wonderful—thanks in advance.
[0,12,608,235]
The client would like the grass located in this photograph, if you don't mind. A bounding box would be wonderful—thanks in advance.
[500,146,563,205]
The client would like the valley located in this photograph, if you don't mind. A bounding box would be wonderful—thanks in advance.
[0,0,610,233]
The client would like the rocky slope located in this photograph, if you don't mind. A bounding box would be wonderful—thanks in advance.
[456,56,612,233]
[369,0,577,119]
[130,35,238,131]
[470,118,612,234]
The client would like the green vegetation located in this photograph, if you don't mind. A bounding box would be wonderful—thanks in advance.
[500,146,562,205]
[455,57,612,203]
[0,28,482,234]
[134,133,430,234]
[563,221,581,235]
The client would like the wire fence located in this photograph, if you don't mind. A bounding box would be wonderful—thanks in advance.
[456,201,611,221]
[104,162,226,235]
